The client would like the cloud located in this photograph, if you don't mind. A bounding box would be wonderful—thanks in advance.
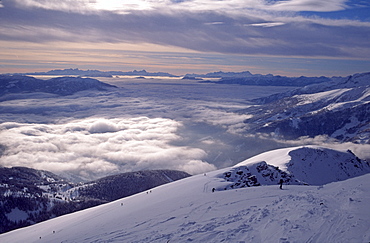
[253,133,370,161]
[178,159,216,175]
[0,117,216,181]
[88,119,119,133]
[246,22,286,27]
[13,0,93,13]
[266,0,348,12]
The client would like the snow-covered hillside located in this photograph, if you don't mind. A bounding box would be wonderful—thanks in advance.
[1,146,369,243]
[244,72,370,143]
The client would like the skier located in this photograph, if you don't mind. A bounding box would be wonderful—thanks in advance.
[279,179,284,189]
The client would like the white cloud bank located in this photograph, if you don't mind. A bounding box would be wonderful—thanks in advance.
[0,117,215,181]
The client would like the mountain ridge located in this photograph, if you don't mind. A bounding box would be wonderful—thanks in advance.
[17,68,179,78]
[241,72,370,143]
[185,71,333,87]
[8,68,344,87]
[0,75,117,96]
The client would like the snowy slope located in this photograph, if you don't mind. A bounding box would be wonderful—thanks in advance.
[1,146,369,243]
[245,72,370,143]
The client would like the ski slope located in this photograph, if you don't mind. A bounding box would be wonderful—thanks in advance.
[1,146,369,243]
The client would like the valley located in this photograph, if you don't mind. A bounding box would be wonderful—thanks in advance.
[0,70,369,240]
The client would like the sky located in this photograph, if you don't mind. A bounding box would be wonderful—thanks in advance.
[0,0,370,76]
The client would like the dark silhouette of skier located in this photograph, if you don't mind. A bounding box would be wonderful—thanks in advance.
[212,188,215,193]
[279,179,284,189]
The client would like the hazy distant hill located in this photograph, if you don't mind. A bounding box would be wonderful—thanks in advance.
[79,170,191,201]
[0,75,117,96]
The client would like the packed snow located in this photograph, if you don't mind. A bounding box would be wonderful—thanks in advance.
[1,146,369,243]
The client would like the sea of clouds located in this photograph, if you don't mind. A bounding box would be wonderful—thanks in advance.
[1,77,369,181]
[0,117,214,181]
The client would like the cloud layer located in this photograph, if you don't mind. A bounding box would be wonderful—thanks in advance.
[0,117,214,181]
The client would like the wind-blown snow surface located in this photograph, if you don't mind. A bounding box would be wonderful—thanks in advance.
[1,146,369,243]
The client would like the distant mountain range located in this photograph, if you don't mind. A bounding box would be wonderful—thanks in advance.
[18,68,179,78]
[7,68,338,87]
[0,69,341,101]
[0,167,190,234]
[185,71,332,87]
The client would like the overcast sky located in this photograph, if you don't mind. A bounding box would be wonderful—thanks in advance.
[0,0,370,76]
